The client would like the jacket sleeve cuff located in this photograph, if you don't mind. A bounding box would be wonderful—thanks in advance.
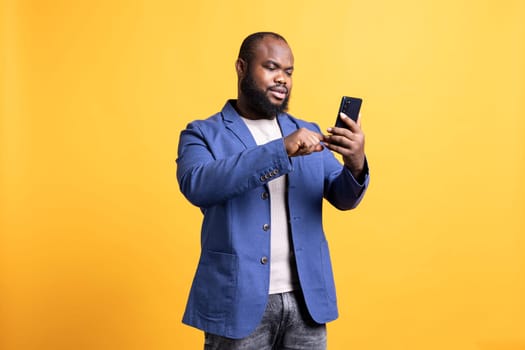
[344,157,369,187]
[255,138,293,184]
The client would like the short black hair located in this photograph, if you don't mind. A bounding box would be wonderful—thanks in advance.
[238,32,288,64]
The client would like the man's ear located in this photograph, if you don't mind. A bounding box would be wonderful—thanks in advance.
[235,58,247,78]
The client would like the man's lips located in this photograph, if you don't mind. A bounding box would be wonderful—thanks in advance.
[268,86,288,100]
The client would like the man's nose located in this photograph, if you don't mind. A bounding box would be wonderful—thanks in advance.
[275,73,286,85]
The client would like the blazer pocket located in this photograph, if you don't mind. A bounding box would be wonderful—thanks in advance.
[194,250,238,319]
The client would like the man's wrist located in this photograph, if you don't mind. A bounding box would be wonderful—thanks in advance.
[345,158,368,184]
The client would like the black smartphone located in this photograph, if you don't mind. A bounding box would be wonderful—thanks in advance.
[335,96,362,128]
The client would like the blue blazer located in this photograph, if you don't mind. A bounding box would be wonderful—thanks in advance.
[176,101,369,339]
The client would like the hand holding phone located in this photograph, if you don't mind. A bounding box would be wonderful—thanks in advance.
[335,96,362,129]
[329,96,366,180]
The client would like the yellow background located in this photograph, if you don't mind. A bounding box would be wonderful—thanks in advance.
[1,0,524,349]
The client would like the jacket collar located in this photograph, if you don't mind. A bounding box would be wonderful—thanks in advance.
[221,100,298,149]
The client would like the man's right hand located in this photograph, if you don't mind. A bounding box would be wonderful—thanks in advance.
[284,128,324,157]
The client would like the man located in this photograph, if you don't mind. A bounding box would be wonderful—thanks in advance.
[176,32,369,350]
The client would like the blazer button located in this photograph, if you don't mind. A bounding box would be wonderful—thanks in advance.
[261,192,269,200]
[262,224,270,231]
[260,175,265,181]
[260,256,268,264]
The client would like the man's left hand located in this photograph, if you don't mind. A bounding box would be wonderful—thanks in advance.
[323,112,366,180]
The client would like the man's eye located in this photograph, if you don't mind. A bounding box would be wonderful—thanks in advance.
[286,70,293,76]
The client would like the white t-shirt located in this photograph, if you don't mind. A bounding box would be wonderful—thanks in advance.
[241,116,298,294]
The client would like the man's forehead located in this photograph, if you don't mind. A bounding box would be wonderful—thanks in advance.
[253,37,294,63]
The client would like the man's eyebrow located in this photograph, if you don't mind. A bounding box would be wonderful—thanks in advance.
[265,60,294,70]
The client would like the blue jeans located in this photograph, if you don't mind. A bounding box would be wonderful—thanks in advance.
[204,291,327,350]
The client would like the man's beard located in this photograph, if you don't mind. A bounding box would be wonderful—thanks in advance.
[240,73,290,118]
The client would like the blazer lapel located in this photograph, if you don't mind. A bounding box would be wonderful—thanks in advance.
[221,101,257,149]
[276,112,299,137]
[221,101,300,151]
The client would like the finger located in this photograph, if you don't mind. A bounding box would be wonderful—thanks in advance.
[324,142,349,156]
[325,133,355,146]
[328,126,353,139]
[315,132,325,140]
[313,143,324,152]
[308,134,320,146]
[339,112,359,132]
[326,128,352,141]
